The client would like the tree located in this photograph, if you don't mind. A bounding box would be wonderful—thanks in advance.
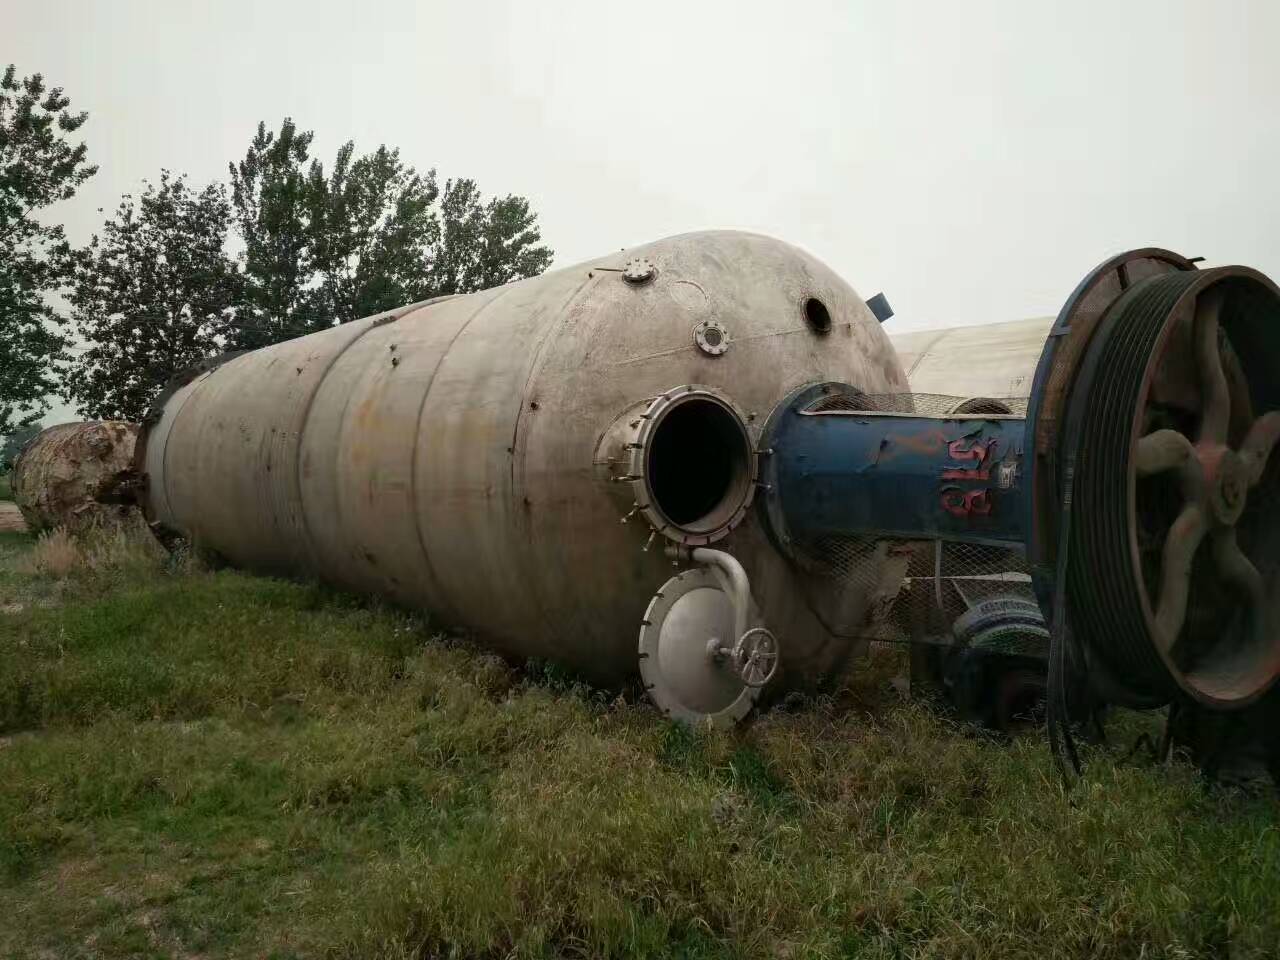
[226,118,554,349]
[62,172,241,421]
[0,64,96,435]
[304,141,441,323]
[228,119,317,348]
[425,178,553,296]
[1,421,41,471]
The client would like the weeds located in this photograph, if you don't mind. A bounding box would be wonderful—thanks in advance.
[0,530,1277,959]
[21,518,167,579]
[21,527,80,577]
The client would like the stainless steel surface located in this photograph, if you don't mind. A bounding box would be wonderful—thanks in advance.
[638,565,761,726]
[690,547,753,642]
[601,384,758,548]
[142,230,907,687]
[622,256,657,285]
[693,319,729,356]
[889,317,1053,399]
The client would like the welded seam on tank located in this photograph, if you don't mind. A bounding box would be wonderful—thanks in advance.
[303,299,451,591]
[407,284,527,619]
[292,306,423,577]
[613,325,846,366]
[903,329,951,380]
[504,272,600,639]
[509,271,598,487]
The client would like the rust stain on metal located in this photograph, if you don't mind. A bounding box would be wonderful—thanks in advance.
[874,427,950,462]
[10,421,142,533]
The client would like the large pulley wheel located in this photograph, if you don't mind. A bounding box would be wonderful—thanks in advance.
[1026,248,1196,611]
[1068,267,1280,709]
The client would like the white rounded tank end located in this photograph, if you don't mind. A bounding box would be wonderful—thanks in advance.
[889,316,1054,399]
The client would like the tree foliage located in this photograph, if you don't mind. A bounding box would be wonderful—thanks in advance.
[228,119,316,348]
[305,141,442,326]
[427,178,554,296]
[0,64,96,434]
[226,118,554,349]
[1,420,41,470]
[53,114,556,416]
[62,173,241,421]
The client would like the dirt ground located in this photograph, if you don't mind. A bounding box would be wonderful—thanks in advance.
[0,502,27,534]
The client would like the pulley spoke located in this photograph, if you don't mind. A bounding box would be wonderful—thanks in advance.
[1240,411,1280,486]
[1211,528,1266,640]
[1135,429,1195,476]
[1193,292,1230,444]
[1154,504,1209,648]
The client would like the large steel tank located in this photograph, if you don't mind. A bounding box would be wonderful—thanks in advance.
[139,231,907,696]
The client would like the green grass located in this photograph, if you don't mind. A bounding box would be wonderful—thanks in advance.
[0,472,11,500]
[1,531,1278,958]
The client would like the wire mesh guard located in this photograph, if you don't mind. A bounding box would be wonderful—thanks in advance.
[785,389,1039,654]
[794,534,1039,653]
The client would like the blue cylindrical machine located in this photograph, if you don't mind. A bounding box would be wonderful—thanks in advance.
[729,250,1280,778]
[758,384,1027,550]
[751,383,1043,731]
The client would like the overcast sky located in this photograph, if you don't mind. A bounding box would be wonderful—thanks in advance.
[16,0,1280,424]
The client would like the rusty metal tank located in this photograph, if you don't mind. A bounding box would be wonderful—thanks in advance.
[139,231,907,694]
[12,421,140,533]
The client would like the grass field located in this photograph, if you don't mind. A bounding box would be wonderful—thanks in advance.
[1,527,1278,959]
[0,472,10,501]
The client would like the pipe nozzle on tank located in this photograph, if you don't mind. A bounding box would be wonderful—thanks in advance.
[598,384,758,548]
